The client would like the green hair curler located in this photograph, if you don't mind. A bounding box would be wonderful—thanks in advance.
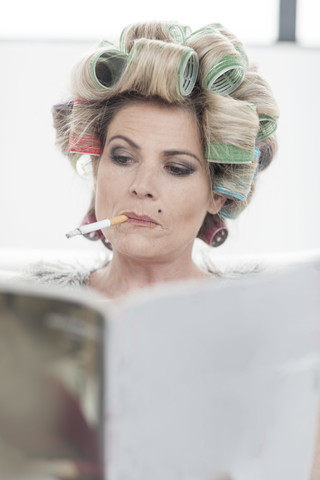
[119,26,130,52]
[185,24,219,39]
[205,55,245,96]
[257,114,278,141]
[178,49,199,96]
[167,23,192,43]
[186,26,247,96]
[206,142,254,164]
[90,46,128,89]
[119,22,192,52]
[125,39,198,99]
[210,23,249,69]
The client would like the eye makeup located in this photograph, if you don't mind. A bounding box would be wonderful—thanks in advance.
[109,146,134,166]
[165,161,196,176]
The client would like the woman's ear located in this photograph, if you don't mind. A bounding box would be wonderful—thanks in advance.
[207,193,226,215]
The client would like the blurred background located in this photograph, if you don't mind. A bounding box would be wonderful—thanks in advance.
[1,0,319,258]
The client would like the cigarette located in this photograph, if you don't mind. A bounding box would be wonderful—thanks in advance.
[66,215,128,239]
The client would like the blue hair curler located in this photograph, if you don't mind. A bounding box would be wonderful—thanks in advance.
[213,166,256,203]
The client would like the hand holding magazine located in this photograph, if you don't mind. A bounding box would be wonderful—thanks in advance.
[0,260,320,480]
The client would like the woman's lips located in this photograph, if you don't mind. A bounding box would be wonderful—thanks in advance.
[122,212,159,227]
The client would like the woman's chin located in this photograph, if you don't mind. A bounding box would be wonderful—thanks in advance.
[112,237,195,266]
[111,237,172,262]
[116,246,166,262]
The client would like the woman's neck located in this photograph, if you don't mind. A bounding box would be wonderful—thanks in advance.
[89,251,209,299]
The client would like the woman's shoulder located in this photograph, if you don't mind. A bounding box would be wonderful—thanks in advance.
[22,261,92,288]
[20,257,109,290]
[198,249,264,278]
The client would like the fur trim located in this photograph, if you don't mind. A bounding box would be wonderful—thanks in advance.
[21,261,103,290]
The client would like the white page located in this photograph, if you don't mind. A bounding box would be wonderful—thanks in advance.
[106,262,320,480]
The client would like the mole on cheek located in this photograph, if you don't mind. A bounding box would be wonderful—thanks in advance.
[158,209,162,214]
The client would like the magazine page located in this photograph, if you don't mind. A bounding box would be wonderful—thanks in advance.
[0,284,105,480]
[106,261,320,480]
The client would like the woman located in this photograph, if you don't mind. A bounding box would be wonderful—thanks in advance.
[33,21,279,298]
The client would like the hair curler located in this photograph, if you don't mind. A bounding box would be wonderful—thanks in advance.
[256,142,274,172]
[198,215,228,247]
[206,143,255,164]
[72,44,128,98]
[257,114,278,141]
[69,131,102,156]
[209,23,249,69]
[90,43,128,90]
[204,55,245,96]
[52,101,74,156]
[186,27,246,96]
[118,39,199,99]
[167,23,192,43]
[213,163,257,203]
[68,98,102,156]
[201,221,228,247]
[120,22,192,52]
[178,49,199,96]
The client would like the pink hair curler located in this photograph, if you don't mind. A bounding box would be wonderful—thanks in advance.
[69,132,102,156]
[199,218,228,247]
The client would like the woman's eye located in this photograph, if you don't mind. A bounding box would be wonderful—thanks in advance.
[166,163,195,176]
[110,154,133,166]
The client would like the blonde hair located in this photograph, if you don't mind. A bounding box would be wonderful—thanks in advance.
[53,21,279,245]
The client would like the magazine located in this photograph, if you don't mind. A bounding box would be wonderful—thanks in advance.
[0,260,320,480]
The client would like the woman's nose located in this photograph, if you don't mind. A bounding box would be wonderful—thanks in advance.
[129,166,158,199]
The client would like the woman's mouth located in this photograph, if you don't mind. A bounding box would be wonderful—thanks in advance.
[122,212,159,227]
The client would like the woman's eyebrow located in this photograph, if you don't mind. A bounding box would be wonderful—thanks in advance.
[108,135,140,149]
[107,137,201,164]
[163,150,201,164]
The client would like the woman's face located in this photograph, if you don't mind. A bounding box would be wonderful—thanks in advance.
[94,101,223,262]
